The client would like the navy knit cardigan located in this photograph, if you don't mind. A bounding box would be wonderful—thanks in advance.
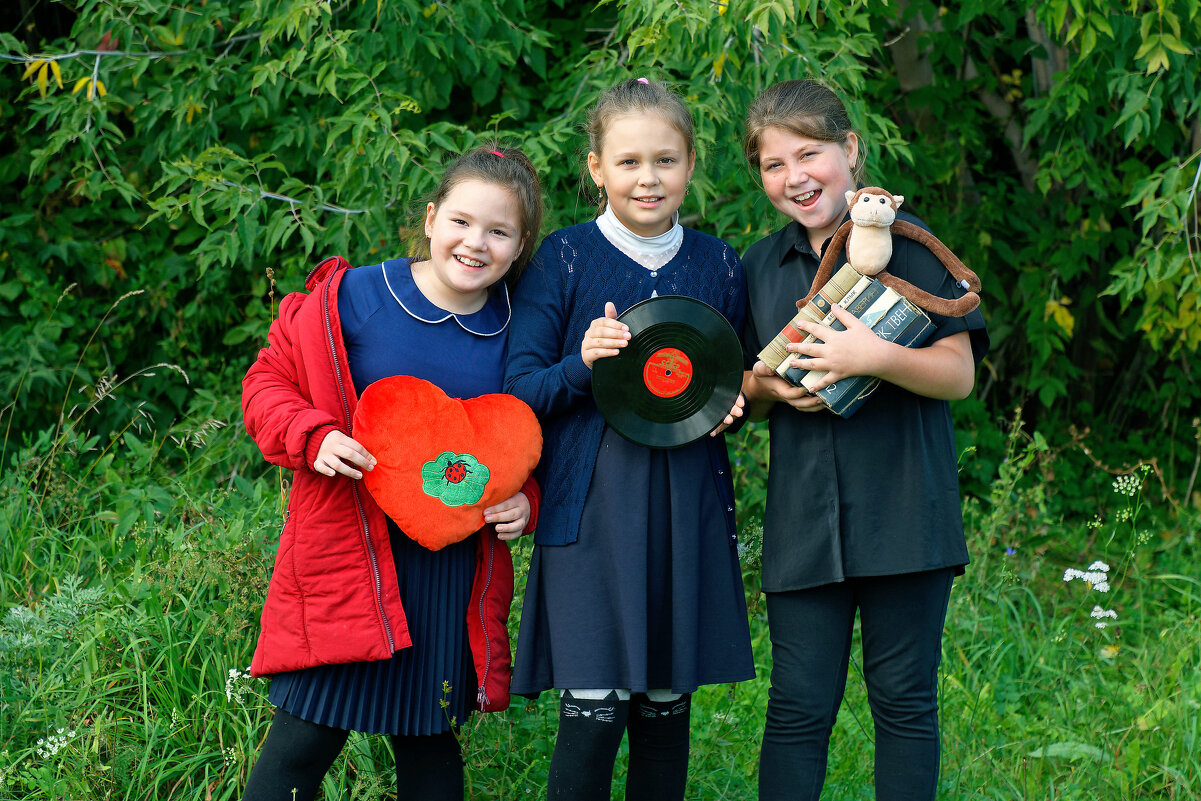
[504,221,747,547]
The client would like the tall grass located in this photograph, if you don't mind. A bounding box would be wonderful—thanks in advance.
[1,313,1198,798]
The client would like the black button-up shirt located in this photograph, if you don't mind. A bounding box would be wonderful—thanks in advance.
[741,213,989,592]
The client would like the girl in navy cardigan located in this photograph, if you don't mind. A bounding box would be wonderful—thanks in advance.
[504,78,755,801]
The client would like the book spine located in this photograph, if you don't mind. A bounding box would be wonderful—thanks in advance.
[757,263,860,372]
[874,296,935,348]
[820,376,882,418]
[777,275,877,384]
[797,285,899,391]
[815,296,935,418]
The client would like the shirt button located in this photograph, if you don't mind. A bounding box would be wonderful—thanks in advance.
[650,271,658,277]
[726,506,733,512]
[717,469,724,476]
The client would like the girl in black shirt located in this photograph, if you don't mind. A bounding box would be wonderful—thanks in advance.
[739,80,988,800]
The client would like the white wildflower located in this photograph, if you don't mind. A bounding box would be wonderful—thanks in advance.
[1112,473,1140,496]
[33,728,76,759]
[94,373,116,401]
[225,666,254,704]
[1064,561,1110,593]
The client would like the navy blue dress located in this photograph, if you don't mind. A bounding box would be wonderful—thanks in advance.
[507,229,756,696]
[512,428,754,695]
[268,258,512,735]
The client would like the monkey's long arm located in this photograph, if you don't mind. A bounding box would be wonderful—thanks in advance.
[797,219,981,318]
[878,220,980,318]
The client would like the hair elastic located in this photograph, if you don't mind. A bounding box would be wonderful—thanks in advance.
[636,77,649,85]
[490,150,505,157]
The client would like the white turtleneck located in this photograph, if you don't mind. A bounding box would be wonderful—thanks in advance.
[595,205,683,274]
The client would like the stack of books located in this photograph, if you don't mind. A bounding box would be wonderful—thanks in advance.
[756,266,934,418]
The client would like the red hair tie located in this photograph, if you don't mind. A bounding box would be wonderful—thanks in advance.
[490,150,505,158]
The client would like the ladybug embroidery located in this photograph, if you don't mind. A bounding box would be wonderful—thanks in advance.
[421,451,490,506]
[443,460,470,484]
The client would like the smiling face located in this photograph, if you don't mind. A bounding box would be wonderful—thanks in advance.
[587,112,696,237]
[757,125,859,253]
[416,179,525,314]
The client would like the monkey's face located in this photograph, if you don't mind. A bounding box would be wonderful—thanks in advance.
[847,189,901,228]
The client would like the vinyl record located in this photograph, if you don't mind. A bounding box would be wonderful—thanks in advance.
[592,295,743,449]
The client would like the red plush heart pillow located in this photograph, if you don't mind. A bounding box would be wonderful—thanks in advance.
[352,376,542,551]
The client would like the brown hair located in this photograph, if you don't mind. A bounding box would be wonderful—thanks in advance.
[585,78,695,211]
[426,144,544,285]
[743,79,865,185]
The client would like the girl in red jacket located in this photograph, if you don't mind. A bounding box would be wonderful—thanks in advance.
[240,146,543,801]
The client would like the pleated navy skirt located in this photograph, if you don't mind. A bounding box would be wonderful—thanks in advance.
[268,523,477,735]
[511,427,755,696]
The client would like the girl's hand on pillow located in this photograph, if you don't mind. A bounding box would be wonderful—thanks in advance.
[313,430,376,479]
[485,491,531,540]
[581,301,630,368]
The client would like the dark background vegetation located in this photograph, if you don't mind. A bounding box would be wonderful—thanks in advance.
[0,1,1198,798]
[2,0,1198,513]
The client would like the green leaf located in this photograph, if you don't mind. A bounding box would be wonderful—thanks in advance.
[1160,34,1191,55]
[1028,742,1107,761]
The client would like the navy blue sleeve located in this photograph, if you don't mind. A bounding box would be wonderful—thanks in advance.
[504,235,595,418]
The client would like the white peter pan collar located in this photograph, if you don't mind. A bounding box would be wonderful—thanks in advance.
[379,258,511,337]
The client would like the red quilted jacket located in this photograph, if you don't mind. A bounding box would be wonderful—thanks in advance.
[241,256,537,712]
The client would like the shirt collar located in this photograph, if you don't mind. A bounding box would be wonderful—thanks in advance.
[771,221,815,266]
[380,258,511,337]
[775,212,852,265]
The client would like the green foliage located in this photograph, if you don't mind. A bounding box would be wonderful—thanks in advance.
[947,424,1201,800]
[3,0,1199,501]
[861,0,1201,487]
[2,0,1201,796]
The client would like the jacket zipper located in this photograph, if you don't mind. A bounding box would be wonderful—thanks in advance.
[323,277,396,653]
[476,533,495,710]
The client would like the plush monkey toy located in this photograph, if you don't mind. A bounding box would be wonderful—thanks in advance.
[797,187,982,318]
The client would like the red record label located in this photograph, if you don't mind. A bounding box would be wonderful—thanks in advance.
[643,347,693,398]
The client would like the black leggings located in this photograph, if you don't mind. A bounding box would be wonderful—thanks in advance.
[242,708,463,801]
[758,569,955,801]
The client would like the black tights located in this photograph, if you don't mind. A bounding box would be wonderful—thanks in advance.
[547,690,692,801]
[242,708,463,801]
